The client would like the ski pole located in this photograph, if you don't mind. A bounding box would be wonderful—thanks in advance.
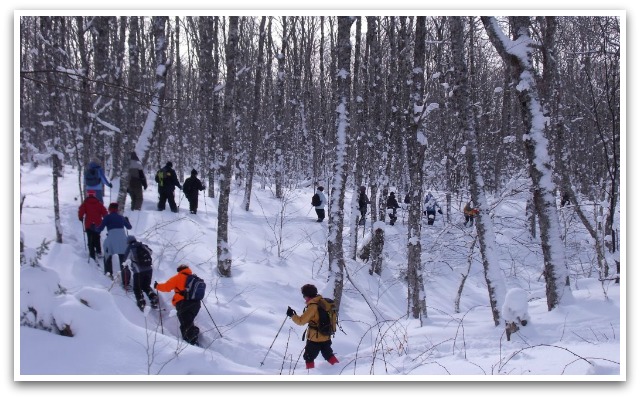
[260,314,289,366]
[203,189,208,215]
[80,219,89,262]
[201,301,222,338]
[156,288,163,334]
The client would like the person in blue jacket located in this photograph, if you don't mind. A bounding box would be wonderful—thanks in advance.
[94,202,132,283]
[84,160,112,204]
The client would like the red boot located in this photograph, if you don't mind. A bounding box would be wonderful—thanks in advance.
[328,355,339,365]
[306,362,315,369]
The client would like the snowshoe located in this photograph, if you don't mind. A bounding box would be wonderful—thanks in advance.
[137,299,146,312]
[149,295,159,309]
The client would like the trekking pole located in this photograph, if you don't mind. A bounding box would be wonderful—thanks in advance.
[80,219,88,262]
[156,288,163,334]
[201,301,222,338]
[260,314,289,366]
[203,189,208,215]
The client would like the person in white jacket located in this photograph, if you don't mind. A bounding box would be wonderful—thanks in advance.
[314,186,327,222]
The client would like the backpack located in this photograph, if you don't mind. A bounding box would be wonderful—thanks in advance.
[310,298,338,337]
[311,193,321,207]
[182,274,206,301]
[155,169,165,187]
[84,164,101,186]
[134,242,153,269]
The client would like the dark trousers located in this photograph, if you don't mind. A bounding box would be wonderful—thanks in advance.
[388,208,398,225]
[187,194,199,214]
[129,187,143,211]
[427,210,436,225]
[176,300,201,345]
[303,340,334,363]
[133,269,157,303]
[86,230,102,259]
[464,215,475,226]
[315,208,325,222]
[104,254,125,276]
[158,190,178,212]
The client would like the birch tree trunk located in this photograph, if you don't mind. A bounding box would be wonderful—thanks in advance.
[482,16,570,310]
[329,16,355,311]
[406,16,428,322]
[243,16,266,211]
[450,16,506,326]
[216,16,239,277]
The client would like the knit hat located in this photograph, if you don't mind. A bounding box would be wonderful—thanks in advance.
[108,202,118,211]
[130,152,139,161]
[301,284,318,298]
[191,169,198,176]
[317,186,324,191]
[127,235,137,244]
[166,161,173,168]
[87,189,96,197]
[176,264,189,272]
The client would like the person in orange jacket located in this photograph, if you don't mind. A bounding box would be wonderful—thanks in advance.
[287,284,339,369]
[154,264,201,346]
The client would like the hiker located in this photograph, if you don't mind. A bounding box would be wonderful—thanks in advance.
[155,264,201,346]
[313,186,327,223]
[286,284,339,369]
[182,169,206,214]
[423,191,443,226]
[84,160,112,204]
[463,200,479,227]
[386,191,400,226]
[127,152,147,211]
[78,189,108,260]
[123,236,159,311]
[155,161,182,213]
[94,202,132,283]
[357,186,370,226]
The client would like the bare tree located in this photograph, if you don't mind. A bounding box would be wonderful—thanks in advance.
[216,16,239,277]
[450,16,506,326]
[329,16,355,311]
[482,16,571,310]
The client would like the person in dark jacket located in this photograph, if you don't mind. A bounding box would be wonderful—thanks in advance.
[155,161,182,213]
[94,202,132,282]
[155,265,201,346]
[128,152,148,211]
[357,186,370,226]
[287,284,339,369]
[123,236,158,311]
[386,192,400,226]
[182,169,206,214]
[78,189,108,260]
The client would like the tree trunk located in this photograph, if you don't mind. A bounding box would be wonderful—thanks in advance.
[216,16,239,277]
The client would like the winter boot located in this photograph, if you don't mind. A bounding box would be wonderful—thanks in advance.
[327,355,339,365]
[137,298,146,311]
[149,294,159,309]
[305,362,315,369]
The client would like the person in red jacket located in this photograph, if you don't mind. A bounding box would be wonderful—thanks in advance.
[78,190,108,260]
[154,264,201,346]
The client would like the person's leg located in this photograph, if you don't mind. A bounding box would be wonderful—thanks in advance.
[303,340,322,369]
[86,230,96,259]
[104,255,113,275]
[320,340,339,364]
[133,273,145,309]
[177,301,201,345]
[158,191,167,210]
[168,191,178,212]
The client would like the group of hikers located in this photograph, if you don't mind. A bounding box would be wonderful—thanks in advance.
[77,154,207,346]
[353,185,479,228]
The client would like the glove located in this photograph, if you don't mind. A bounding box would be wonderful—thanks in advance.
[438,209,443,215]
[79,217,83,222]
[154,281,158,289]
[286,306,296,317]
[107,183,113,188]
[143,185,148,190]
[125,216,130,224]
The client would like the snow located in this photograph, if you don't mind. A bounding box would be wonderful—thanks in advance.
[16,163,624,386]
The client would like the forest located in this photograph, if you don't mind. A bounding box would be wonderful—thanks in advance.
[19,15,620,323]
